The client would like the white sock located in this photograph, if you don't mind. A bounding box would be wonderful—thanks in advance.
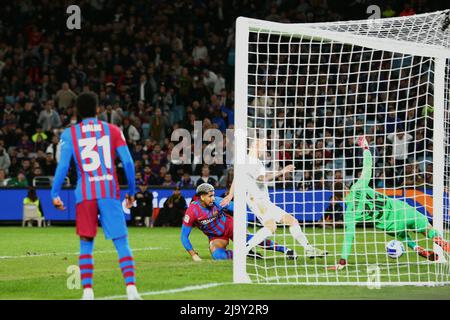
[289,225,310,249]
[246,227,273,254]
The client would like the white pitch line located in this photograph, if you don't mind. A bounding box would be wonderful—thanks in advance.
[97,282,232,300]
[0,247,165,260]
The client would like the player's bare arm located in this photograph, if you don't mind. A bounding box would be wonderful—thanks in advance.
[220,180,234,207]
[256,164,295,182]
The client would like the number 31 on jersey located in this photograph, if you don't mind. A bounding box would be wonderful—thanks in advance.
[78,136,112,172]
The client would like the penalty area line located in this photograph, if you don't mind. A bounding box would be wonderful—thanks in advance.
[97,282,232,300]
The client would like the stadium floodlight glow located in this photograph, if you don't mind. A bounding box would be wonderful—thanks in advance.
[234,11,450,286]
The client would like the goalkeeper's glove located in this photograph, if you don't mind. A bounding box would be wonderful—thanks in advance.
[357,136,369,150]
[328,258,347,270]
[415,246,438,261]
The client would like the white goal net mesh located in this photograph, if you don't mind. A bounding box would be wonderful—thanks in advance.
[234,11,450,285]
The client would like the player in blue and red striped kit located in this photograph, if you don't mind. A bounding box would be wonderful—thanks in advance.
[51,92,141,300]
[181,183,297,261]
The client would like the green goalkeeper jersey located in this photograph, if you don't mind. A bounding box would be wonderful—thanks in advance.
[340,149,428,260]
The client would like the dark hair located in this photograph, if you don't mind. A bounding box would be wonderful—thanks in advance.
[76,92,98,118]
[27,187,38,202]
[333,182,344,200]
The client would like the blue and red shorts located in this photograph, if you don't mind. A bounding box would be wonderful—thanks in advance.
[76,198,127,240]
[209,215,233,243]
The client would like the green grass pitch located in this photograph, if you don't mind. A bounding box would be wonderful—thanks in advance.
[0,226,449,300]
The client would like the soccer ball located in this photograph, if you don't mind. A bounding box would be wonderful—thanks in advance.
[386,240,405,259]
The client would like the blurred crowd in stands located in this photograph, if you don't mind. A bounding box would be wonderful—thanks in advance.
[0,0,444,195]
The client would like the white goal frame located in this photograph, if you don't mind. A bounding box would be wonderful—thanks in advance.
[233,13,450,286]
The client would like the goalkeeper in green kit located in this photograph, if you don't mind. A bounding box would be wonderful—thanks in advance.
[329,136,450,270]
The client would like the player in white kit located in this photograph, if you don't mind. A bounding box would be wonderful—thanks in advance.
[222,137,327,258]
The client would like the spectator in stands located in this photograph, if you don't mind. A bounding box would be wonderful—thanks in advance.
[32,126,48,144]
[0,143,11,175]
[424,163,433,189]
[196,165,218,187]
[0,169,7,186]
[192,39,209,66]
[17,135,34,155]
[7,172,28,187]
[387,129,413,167]
[152,83,174,116]
[37,100,62,132]
[131,181,154,227]
[19,159,32,181]
[149,108,170,145]
[297,171,313,191]
[98,104,122,126]
[162,173,176,187]
[33,134,48,153]
[30,165,44,184]
[137,74,154,103]
[177,172,195,188]
[121,118,141,144]
[55,82,77,110]
[41,152,57,175]
[45,135,60,161]
[19,102,38,136]
[154,187,186,227]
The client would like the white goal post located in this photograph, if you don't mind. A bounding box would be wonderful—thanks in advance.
[234,11,450,286]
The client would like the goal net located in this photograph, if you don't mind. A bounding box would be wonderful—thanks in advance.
[233,11,450,286]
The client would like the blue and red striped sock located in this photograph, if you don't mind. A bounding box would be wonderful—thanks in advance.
[263,238,287,254]
[225,250,233,259]
[79,240,94,289]
[113,236,136,286]
[246,234,287,253]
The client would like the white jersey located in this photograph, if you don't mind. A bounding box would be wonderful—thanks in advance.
[245,155,270,201]
[245,154,285,223]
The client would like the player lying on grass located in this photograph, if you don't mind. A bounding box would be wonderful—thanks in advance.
[330,136,450,270]
[181,183,297,261]
[51,92,141,300]
[221,137,327,258]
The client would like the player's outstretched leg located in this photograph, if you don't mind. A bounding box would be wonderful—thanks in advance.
[80,238,95,300]
[113,236,142,300]
[245,219,276,254]
[279,213,327,258]
[247,234,297,260]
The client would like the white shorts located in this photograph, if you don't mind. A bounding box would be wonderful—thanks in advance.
[247,195,286,224]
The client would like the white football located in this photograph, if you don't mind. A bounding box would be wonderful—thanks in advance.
[386,240,405,259]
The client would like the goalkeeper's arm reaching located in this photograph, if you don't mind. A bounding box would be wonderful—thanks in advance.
[329,136,372,270]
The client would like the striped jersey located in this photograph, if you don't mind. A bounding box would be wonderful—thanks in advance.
[182,200,229,239]
[51,117,136,204]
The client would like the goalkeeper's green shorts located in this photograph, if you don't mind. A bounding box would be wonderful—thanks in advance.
[384,200,430,233]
